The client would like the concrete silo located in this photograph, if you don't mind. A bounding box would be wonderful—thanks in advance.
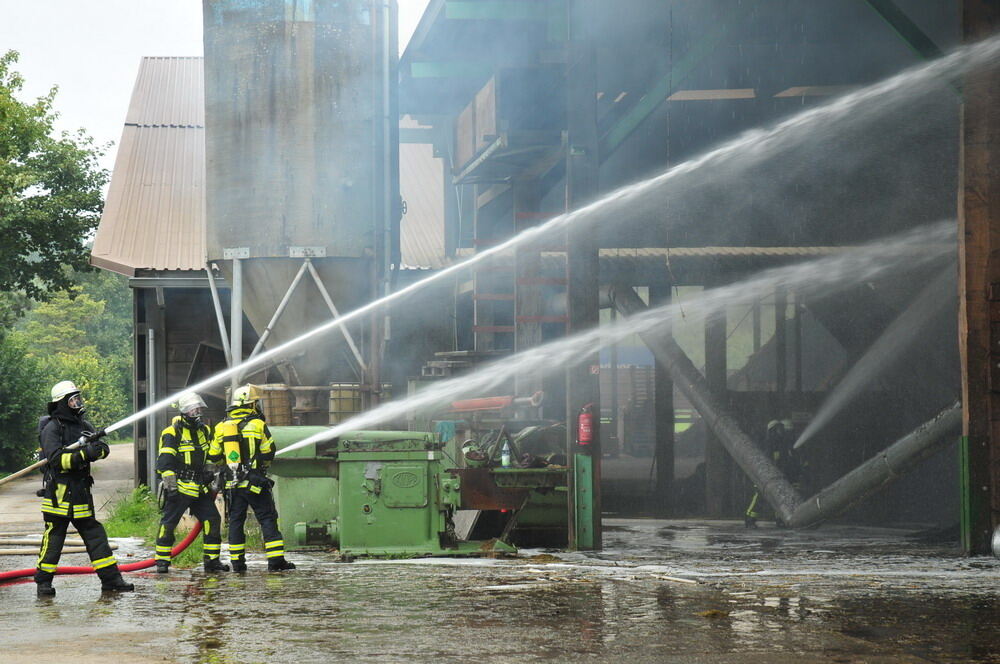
[202,0,399,420]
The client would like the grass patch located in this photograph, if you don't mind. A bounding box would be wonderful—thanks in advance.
[103,486,265,568]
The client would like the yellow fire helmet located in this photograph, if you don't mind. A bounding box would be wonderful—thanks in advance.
[231,384,258,408]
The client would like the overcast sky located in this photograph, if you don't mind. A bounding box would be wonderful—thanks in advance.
[0,0,430,176]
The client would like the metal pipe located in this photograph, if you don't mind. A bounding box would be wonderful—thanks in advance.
[611,285,803,523]
[450,391,544,413]
[230,257,243,391]
[146,328,157,490]
[787,402,961,528]
[247,260,310,362]
[305,259,367,373]
[205,265,232,367]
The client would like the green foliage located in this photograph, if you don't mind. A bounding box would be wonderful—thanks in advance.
[0,331,47,470]
[42,347,131,431]
[11,269,133,437]
[104,486,160,538]
[0,50,107,300]
[0,51,118,467]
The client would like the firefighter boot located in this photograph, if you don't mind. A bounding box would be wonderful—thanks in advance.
[744,515,758,529]
[204,558,230,573]
[267,556,296,572]
[231,559,247,573]
[101,573,135,593]
[156,560,170,574]
[36,581,56,597]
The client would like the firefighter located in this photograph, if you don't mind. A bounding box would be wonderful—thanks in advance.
[155,392,228,573]
[211,385,295,572]
[35,381,134,596]
[745,419,798,528]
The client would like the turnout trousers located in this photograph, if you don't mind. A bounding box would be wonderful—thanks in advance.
[35,513,121,583]
[227,486,285,563]
[156,490,223,562]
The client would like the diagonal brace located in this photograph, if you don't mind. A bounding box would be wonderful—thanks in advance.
[305,259,368,375]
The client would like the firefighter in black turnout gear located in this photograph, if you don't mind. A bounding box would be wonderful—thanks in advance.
[155,392,228,573]
[35,381,134,596]
[211,385,295,572]
[745,419,800,528]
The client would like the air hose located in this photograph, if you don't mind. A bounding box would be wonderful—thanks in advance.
[0,522,203,584]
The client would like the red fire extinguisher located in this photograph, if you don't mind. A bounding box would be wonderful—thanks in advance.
[577,403,595,446]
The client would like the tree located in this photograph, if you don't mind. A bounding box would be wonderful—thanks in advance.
[0,50,107,301]
[12,269,134,439]
[0,331,46,471]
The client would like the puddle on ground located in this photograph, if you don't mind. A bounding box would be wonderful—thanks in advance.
[0,519,997,663]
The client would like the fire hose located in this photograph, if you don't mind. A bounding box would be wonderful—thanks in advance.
[0,435,207,584]
[0,523,202,583]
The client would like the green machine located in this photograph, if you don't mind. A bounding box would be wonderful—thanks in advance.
[269,428,523,557]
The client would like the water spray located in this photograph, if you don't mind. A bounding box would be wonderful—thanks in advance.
[100,36,998,439]
[277,221,956,458]
[794,267,957,449]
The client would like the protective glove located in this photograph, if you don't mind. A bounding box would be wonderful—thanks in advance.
[161,473,178,495]
[83,440,110,462]
[84,427,107,442]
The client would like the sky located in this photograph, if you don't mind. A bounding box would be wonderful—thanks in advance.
[0,0,430,176]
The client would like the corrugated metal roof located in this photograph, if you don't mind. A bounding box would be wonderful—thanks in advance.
[91,57,205,276]
[399,115,445,270]
[92,60,447,275]
[126,56,204,127]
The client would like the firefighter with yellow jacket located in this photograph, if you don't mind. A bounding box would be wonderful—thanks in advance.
[155,392,228,573]
[210,385,295,572]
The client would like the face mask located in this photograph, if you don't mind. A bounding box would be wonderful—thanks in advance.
[67,394,86,414]
[183,408,204,425]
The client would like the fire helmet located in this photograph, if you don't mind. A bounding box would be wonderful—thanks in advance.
[231,384,256,408]
[50,380,80,403]
[173,392,207,417]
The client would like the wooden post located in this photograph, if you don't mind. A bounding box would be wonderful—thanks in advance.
[651,283,675,516]
[959,0,1000,555]
[704,299,730,516]
[514,181,544,402]
[565,0,601,550]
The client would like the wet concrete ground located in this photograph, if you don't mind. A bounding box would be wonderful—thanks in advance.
[1,518,998,663]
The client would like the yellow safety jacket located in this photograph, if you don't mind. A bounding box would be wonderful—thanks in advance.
[157,416,216,498]
[210,407,274,492]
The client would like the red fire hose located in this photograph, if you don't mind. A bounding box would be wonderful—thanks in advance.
[0,522,203,584]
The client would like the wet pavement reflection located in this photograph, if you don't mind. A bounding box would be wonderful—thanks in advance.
[1,519,998,663]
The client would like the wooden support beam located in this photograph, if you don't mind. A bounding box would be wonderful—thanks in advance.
[704,300,731,516]
[565,0,601,551]
[514,180,544,400]
[651,283,675,516]
[959,0,1000,556]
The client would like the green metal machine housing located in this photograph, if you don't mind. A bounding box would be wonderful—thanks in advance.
[270,428,518,557]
